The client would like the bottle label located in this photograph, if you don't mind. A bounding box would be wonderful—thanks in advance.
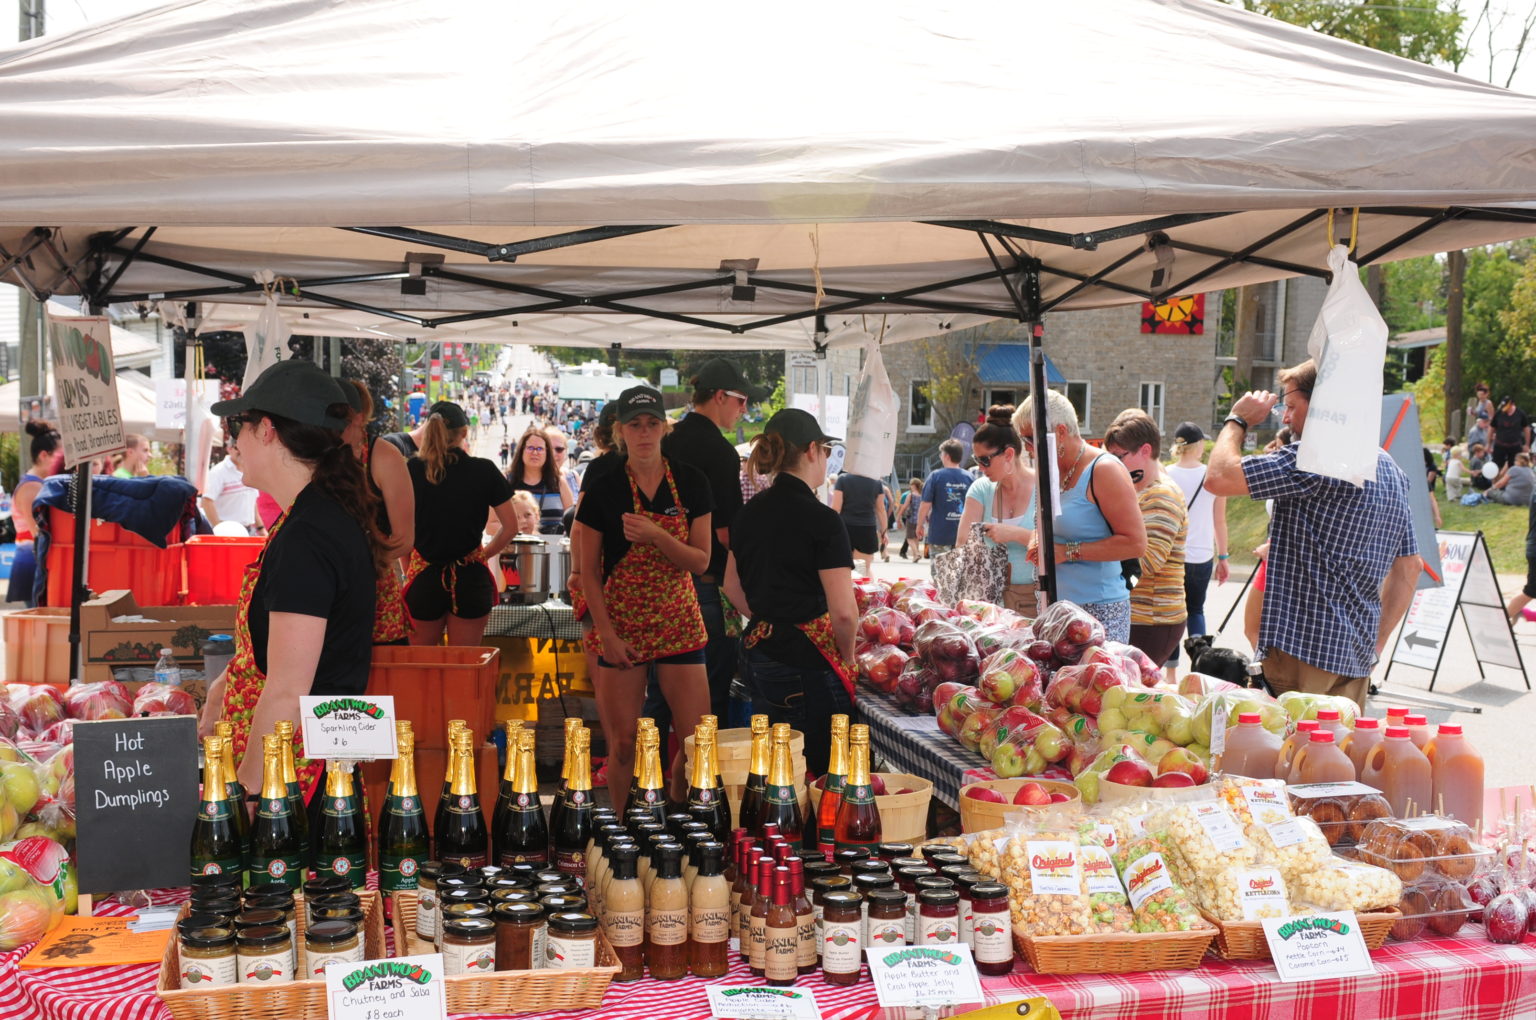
[380,853,421,892]
[822,919,862,974]
[306,942,364,978]
[971,913,1012,964]
[416,888,439,940]
[197,797,233,822]
[498,848,549,867]
[445,851,489,870]
[546,933,596,969]
[764,930,799,981]
[237,946,294,984]
[316,852,366,886]
[867,918,906,948]
[796,910,816,968]
[749,915,767,967]
[555,850,586,884]
[905,898,918,943]
[691,906,729,944]
[248,853,304,889]
[605,908,644,948]
[647,906,688,946]
[918,914,959,944]
[443,938,496,976]
[179,952,237,987]
[190,858,242,880]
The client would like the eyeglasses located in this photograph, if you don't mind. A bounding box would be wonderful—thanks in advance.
[724,390,749,404]
[818,443,834,455]
[974,449,1006,468]
[1108,448,1130,461]
[551,446,566,454]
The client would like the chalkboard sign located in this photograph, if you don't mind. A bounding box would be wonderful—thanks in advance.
[74,716,199,893]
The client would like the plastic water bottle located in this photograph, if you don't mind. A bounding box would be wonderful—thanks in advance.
[154,647,181,688]
[202,634,236,685]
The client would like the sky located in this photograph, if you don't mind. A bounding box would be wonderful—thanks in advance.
[6,0,1536,94]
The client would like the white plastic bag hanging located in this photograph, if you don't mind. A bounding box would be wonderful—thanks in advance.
[842,340,898,480]
[1294,244,1387,487]
[243,272,290,388]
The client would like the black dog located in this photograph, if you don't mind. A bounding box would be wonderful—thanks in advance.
[1183,634,1252,686]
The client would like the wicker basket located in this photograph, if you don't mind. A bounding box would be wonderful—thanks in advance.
[156,889,388,1020]
[957,779,1081,832]
[392,891,619,1014]
[1015,925,1216,974]
[806,772,932,844]
[1204,908,1399,960]
[683,727,806,786]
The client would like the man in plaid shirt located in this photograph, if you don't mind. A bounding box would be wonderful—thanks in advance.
[1207,360,1421,707]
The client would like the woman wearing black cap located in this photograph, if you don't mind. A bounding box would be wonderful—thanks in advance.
[724,408,857,775]
[403,402,518,646]
[573,385,713,802]
[202,360,388,794]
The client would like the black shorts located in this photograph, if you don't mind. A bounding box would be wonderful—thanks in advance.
[845,524,881,555]
[404,561,497,621]
[1524,558,1536,600]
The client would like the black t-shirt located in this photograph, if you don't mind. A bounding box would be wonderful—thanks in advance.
[578,451,623,494]
[663,412,745,578]
[574,456,714,583]
[409,452,513,562]
[1492,407,1529,447]
[250,485,376,695]
[731,473,854,668]
[835,472,885,527]
[381,432,418,458]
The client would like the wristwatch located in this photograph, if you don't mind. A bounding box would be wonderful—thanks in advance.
[1223,414,1250,432]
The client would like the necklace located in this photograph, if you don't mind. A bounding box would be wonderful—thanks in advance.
[1057,441,1089,492]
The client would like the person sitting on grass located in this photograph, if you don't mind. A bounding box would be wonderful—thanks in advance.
[1487,452,1536,506]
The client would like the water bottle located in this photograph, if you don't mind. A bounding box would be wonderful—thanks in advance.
[154,647,182,689]
[202,634,236,685]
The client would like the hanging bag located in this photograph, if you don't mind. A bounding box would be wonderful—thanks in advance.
[933,522,1010,605]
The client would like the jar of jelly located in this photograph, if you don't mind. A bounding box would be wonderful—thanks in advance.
[969,882,1013,974]
[917,888,960,945]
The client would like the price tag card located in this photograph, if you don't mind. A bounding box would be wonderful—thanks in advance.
[299,695,398,760]
[1261,912,1375,982]
[325,953,446,1020]
[866,944,985,1008]
[707,985,822,1020]
[955,998,1063,1020]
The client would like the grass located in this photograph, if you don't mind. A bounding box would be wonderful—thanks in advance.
[1223,489,1530,576]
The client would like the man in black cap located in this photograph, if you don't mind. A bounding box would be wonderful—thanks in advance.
[1490,394,1531,470]
[381,400,469,457]
[655,357,768,723]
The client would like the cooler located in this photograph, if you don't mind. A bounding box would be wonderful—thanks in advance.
[183,535,264,604]
[44,508,183,608]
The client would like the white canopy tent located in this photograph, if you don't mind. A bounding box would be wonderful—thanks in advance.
[0,0,1534,349]
[0,369,168,441]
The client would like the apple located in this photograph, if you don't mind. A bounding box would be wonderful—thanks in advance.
[0,761,39,818]
[991,741,1027,779]
[1049,792,1072,803]
[869,774,888,796]
[1467,875,1501,922]
[1104,758,1155,787]
[0,886,57,950]
[1157,747,1210,784]
[965,786,1007,803]
[959,708,1000,752]
[1030,724,1069,763]
[1064,745,1096,777]
[1097,707,1128,733]
[1013,782,1052,806]
[1074,771,1102,804]
[1151,772,1197,788]
[1485,891,1530,944]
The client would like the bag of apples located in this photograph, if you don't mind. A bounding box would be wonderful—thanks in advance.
[1031,602,1106,665]
[856,644,909,694]
[858,608,915,651]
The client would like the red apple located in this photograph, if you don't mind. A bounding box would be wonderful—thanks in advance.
[1048,792,1073,803]
[1485,891,1530,944]
[1151,772,1197,788]
[1467,875,1501,922]
[965,786,1007,803]
[1013,782,1052,806]
[1156,747,1210,785]
[869,774,888,796]
[1104,759,1155,788]
[892,787,915,795]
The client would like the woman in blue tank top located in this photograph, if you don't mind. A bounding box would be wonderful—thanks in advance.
[1013,393,1146,641]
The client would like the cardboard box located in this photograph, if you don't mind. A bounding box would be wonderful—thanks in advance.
[79,589,235,686]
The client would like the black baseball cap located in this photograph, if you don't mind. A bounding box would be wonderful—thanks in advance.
[427,401,469,429]
[210,360,350,430]
[613,385,666,424]
[695,357,768,401]
[764,407,840,446]
[1173,422,1205,445]
[597,402,618,428]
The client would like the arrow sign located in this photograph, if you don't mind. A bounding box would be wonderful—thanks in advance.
[1402,632,1440,650]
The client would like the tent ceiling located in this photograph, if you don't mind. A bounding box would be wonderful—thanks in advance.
[2,0,1535,347]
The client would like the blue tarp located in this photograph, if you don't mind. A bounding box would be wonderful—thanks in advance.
[977,345,1065,386]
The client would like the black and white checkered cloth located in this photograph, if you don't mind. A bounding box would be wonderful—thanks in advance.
[859,689,976,807]
[486,603,584,642]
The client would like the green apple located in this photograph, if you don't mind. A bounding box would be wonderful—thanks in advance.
[1074,771,1101,804]
[1097,707,1128,733]
[1100,686,1128,712]
[1165,712,1195,747]
[0,762,39,819]
[0,856,28,896]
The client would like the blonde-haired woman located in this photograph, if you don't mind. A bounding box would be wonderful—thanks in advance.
[724,408,856,776]
[404,401,517,646]
[1165,422,1228,671]
[572,385,713,802]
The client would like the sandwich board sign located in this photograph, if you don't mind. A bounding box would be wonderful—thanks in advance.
[1386,530,1529,691]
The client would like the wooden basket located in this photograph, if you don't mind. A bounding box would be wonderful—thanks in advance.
[807,772,932,844]
[1015,925,1216,974]
[157,889,388,1020]
[1204,908,1399,960]
[683,727,805,787]
[957,779,1081,832]
[392,890,619,1014]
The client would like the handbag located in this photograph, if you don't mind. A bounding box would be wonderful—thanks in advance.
[933,522,1010,605]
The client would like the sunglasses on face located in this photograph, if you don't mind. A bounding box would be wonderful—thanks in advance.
[552,446,566,454]
[974,449,1006,468]
[725,390,749,404]
[224,413,261,439]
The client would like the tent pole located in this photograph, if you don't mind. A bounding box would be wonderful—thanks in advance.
[1029,320,1056,607]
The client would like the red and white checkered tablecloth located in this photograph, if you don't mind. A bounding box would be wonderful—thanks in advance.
[5,907,1535,1020]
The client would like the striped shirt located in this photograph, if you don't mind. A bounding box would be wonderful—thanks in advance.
[1244,444,1416,678]
[1130,475,1188,626]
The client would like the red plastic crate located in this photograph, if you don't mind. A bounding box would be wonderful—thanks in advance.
[45,541,184,608]
[47,508,178,549]
[183,535,264,605]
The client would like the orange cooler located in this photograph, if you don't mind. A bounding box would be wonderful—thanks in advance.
[1289,730,1354,785]
[1222,712,1282,779]
[1425,724,1484,832]
[1361,726,1432,817]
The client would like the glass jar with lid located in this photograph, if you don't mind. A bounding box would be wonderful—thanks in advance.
[304,920,363,980]
[442,917,498,975]
[179,924,237,988]
[545,911,599,969]
[235,924,293,985]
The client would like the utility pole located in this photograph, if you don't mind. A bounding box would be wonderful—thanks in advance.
[17,0,46,408]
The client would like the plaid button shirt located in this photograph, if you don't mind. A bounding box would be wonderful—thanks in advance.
[1244,444,1417,678]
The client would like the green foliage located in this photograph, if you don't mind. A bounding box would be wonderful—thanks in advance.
[1494,249,1536,397]
[916,337,985,434]
[0,433,16,493]
[764,377,786,417]
[1229,0,1468,64]
[1380,256,1445,334]
[1411,349,1448,445]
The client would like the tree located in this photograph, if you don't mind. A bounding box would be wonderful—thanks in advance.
[1227,0,1468,63]
[914,333,993,435]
